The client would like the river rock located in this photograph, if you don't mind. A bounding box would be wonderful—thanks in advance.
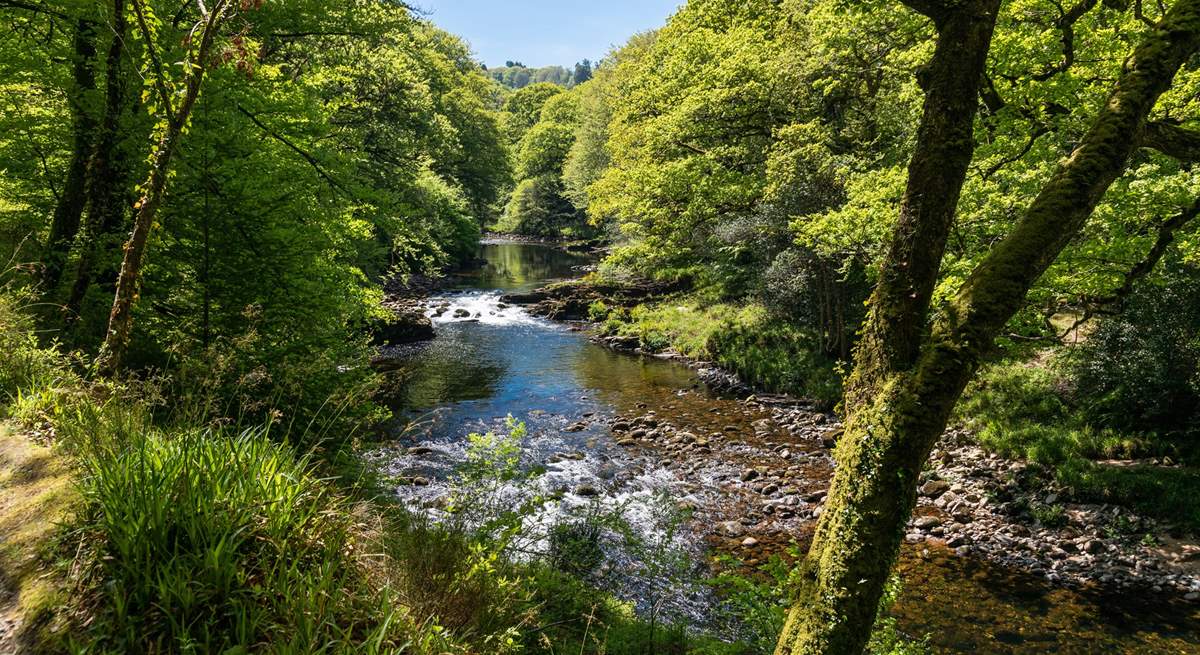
[370,306,435,345]
[718,521,746,538]
[920,479,951,498]
[914,515,943,529]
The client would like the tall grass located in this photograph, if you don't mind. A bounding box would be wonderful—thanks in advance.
[63,407,418,654]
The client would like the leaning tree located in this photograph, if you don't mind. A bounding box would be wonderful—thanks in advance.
[775,0,1200,652]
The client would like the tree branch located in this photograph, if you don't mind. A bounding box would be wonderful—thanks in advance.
[900,0,952,20]
[130,0,177,122]
[1033,0,1100,81]
[235,105,353,198]
[0,0,66,19]
[1141,120,1200,162]
[1093,197,1200,306]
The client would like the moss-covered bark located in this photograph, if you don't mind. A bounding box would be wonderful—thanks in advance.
[776,1,1200,653]
[843,0,1002,416]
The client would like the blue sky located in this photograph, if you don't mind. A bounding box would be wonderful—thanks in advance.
[414,1,681,69]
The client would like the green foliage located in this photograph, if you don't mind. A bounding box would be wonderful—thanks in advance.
[488,63,572,90]
[594,299,843,405]
[0,0,511,431]
[69,416,414,653]
[709,550,929,655]
[0,285,70,404]
[498,175,585,237]
[500,82,564,145]
[958,359,1200,531]
[1064,268,1200,437]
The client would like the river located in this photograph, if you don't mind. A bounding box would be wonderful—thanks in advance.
[370,240,1200,654]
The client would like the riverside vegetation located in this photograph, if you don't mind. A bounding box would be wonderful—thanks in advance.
[0,0,1198,654]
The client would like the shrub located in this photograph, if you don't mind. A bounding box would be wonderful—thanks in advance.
[1064,268,1200,440]
[0,287,71,405]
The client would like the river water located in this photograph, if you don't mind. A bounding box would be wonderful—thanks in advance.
[372,241,1200,654]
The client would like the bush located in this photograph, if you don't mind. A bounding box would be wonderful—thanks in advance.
[597,300,843,405]
[67,419,415,654]
[1065,268,1200,439]
[0,287,71,405]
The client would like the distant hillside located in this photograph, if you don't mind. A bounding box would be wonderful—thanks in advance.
[485,60,593,89]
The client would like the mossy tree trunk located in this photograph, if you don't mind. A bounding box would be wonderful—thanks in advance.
[775,1,1200,653]
[42,17,97,291]
[65,0,131,323]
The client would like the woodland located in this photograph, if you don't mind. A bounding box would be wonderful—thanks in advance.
[0,0,1198,654]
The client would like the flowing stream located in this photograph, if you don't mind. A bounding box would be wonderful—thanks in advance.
[371,240,1200,653]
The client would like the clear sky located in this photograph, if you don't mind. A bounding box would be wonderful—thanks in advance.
[414,1,681,69]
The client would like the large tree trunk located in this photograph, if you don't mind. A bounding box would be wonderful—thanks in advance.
[42,17,97,292]
[774,2,1002,651]
[64,0,130,323]
[775,2,1200,654]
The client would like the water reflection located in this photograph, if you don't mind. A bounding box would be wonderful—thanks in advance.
[459,241,591,292]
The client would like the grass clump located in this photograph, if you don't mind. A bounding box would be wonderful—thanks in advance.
[63,411,418,654]
[958,359,1200,532]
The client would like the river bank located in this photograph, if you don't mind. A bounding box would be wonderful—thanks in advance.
[381,241,1200,604]
[489,268,1200,604]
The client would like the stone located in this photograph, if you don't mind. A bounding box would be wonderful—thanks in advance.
[920,480,951,498]
[914,516,943,529]
[370,308,435,345]
[741,537,759,548]
[718,521,746,538]
[740,469,760,482]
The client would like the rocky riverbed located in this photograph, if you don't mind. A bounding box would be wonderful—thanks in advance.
[500,276,1200,601]
[581,393,1200,602]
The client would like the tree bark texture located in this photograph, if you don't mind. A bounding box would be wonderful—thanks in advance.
[97,0,228,375]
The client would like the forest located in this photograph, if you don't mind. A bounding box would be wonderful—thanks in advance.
[0,0,1197,654]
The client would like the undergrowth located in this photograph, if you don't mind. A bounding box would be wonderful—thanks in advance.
[957,359,1200,532]
[590,298,843,406]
